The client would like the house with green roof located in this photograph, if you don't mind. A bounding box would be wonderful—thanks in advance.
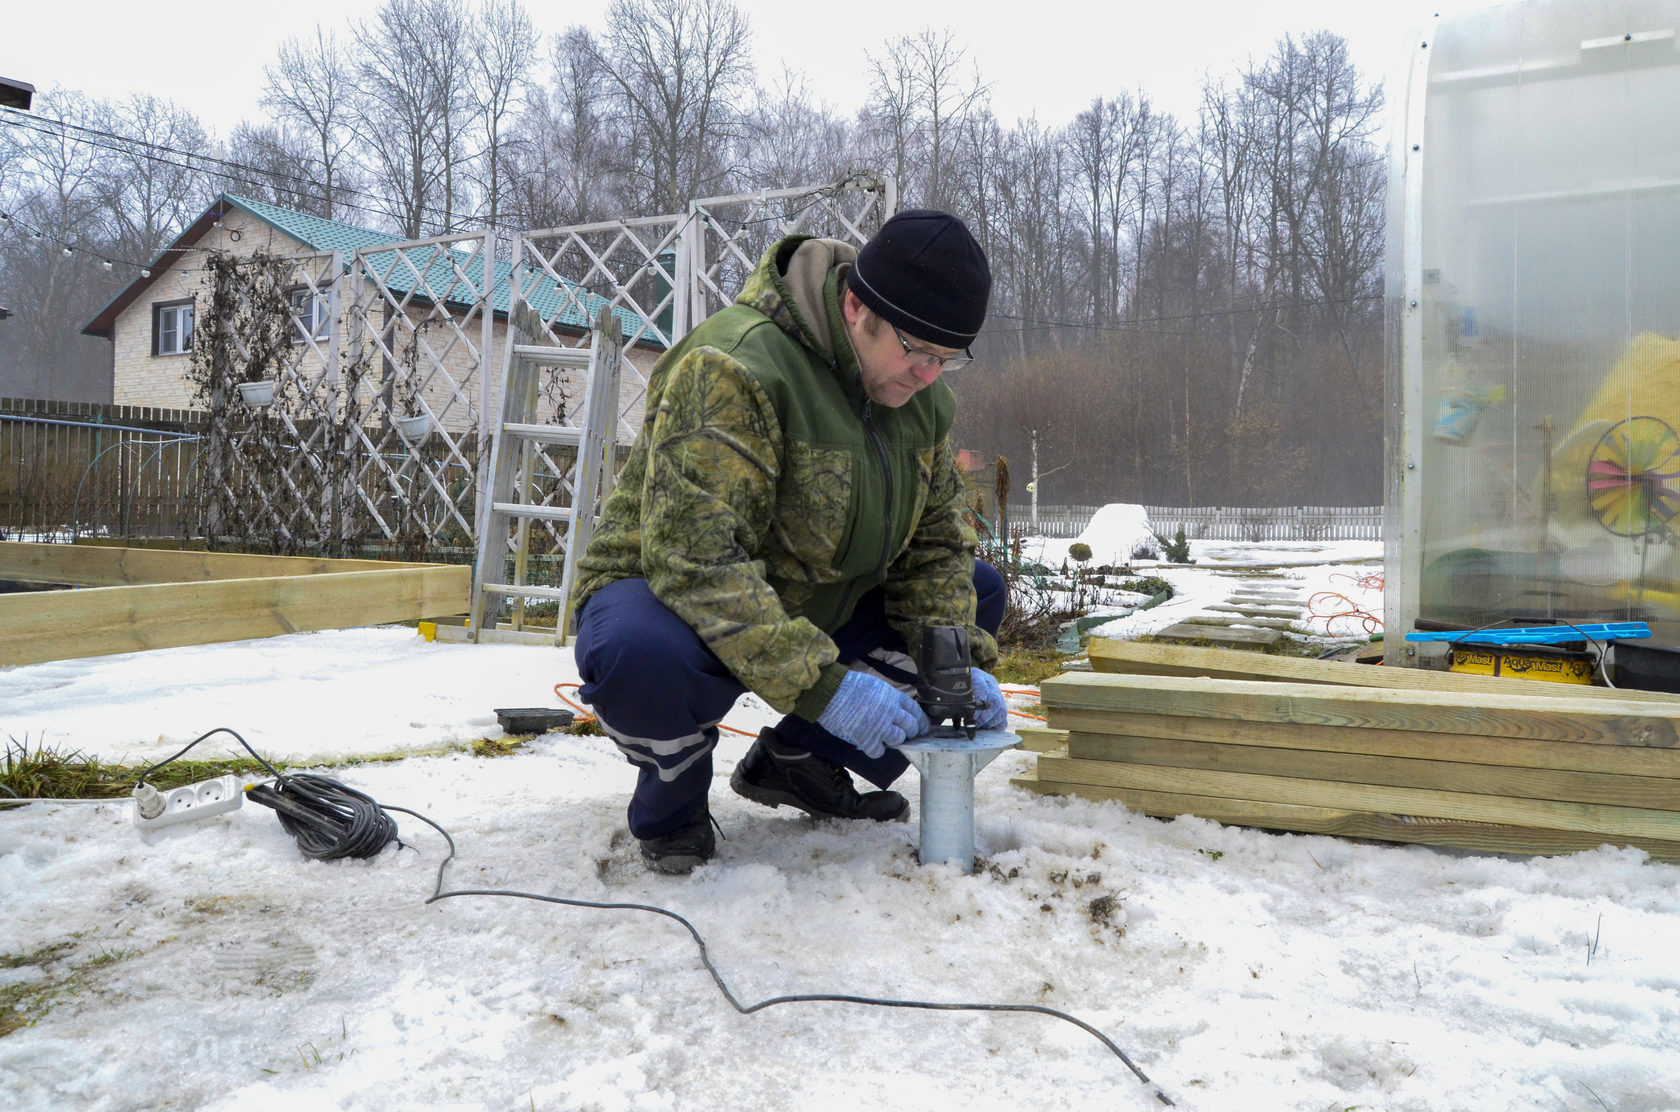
[82,194,662,426]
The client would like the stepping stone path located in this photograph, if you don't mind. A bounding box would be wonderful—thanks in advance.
[1153,622,1284,648]
[1154,579,1311,650]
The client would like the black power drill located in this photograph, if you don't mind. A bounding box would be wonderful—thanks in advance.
[915,625,978,739]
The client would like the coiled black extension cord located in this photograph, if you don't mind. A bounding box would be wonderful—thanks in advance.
[142,727,1174,1106]
[139,728,402,861]
[245,775,400,860]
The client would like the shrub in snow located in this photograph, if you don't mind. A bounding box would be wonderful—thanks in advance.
[1156,525,1194,564]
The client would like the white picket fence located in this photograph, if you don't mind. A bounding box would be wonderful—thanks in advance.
[1004,504,1383,541]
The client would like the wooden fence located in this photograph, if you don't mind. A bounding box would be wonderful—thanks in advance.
[1005,502,1383,541]
[0,399,504,558]
[1,399,207,541]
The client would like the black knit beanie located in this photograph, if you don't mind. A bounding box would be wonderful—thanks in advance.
[848,209,991,349]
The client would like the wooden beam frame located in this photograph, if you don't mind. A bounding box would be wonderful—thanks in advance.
[0,541,470,667]
[1088,637,1680,703]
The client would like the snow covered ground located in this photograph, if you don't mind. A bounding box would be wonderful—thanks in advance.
[1018,525,1388,649]
[4,537,1679,1112]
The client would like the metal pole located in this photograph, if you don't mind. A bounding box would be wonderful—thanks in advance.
[1030,429,1039,533]
[894,730,1018,874]
[325,250,343,551]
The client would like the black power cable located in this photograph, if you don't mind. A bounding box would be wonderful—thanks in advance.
[426,883,1174,1105]
[246,775,400,860]
[141,727,1175,1107]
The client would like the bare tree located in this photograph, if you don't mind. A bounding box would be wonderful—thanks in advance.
[0,107,24,207]
[950,108,1003,281]
[1199,75,1262,410]
[588,0,755,213]
[862,28,990,212]
[101,95,215,264]
[501,26,626,232]
[0,90,127,400]
[224,123,333,214]
[468,0,537,232]
[1068,92,1151,328]
[859,41,918,208]
[740,67,858,191]
[350,0,474,237]
[264,28,358,219]
[423,0,476,228]
[1288,32,1385,342]
[981,114,1071,363]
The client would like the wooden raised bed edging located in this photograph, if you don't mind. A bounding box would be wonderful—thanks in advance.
[1017,669,1680,863]
[0,541,470,667]
[1087,636,1680,703]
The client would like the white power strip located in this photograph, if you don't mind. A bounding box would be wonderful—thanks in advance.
[132,776,244,832]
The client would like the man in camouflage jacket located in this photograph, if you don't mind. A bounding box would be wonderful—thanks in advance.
[571,209,1008,873]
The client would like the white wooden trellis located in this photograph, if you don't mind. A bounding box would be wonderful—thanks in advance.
[685,172,898,323]
[200,235,499,554]
[342,230,498,549]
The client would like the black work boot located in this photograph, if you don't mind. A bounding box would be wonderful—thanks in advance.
[730,728,909,822]
[638,809,716,875]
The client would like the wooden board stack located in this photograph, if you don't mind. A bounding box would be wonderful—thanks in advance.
[1012,639,1680,861]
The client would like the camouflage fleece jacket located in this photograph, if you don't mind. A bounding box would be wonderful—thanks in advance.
[571,234,998,722]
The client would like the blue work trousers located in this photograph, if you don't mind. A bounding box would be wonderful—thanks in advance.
[574,563,1006,839]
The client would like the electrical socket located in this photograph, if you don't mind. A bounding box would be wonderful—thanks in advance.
[132,775,244,832]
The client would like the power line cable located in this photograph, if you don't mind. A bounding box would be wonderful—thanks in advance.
[1,106,336,207]
[988,292,1384,337]
[0,105,528,241]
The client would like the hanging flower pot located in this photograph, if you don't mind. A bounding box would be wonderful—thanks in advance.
[237,379,277,408]
[396,413,432,444]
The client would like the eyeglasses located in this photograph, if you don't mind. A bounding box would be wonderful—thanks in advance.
[891,323,973,372]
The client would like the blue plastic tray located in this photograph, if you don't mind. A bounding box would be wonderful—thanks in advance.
[1404,622,1650,646]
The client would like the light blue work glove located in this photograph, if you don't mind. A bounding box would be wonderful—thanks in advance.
[971,668,1009,731]
[817,670,932,758]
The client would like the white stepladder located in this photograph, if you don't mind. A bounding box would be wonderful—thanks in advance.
[469,304,624,645]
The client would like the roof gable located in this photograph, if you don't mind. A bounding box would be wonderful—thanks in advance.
[83,194,664,349]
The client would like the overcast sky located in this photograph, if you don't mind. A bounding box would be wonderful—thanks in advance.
[3,0,1508,143]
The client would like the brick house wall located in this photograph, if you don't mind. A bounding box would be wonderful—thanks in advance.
[110,209,297,410]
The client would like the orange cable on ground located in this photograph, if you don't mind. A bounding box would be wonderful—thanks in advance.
[1332,570,1385,593]
[553,683,597,724]
[1001,686,1048,722]
[1308,572,1384,636]
[552,683,757,736]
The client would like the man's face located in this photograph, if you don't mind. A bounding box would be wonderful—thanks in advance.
[842,290,966,408]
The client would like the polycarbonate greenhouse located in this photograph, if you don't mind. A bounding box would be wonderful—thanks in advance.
[1384,0,1680,673]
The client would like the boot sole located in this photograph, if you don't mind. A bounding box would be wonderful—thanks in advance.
[641,849,709,875]
[730,765,909,822]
